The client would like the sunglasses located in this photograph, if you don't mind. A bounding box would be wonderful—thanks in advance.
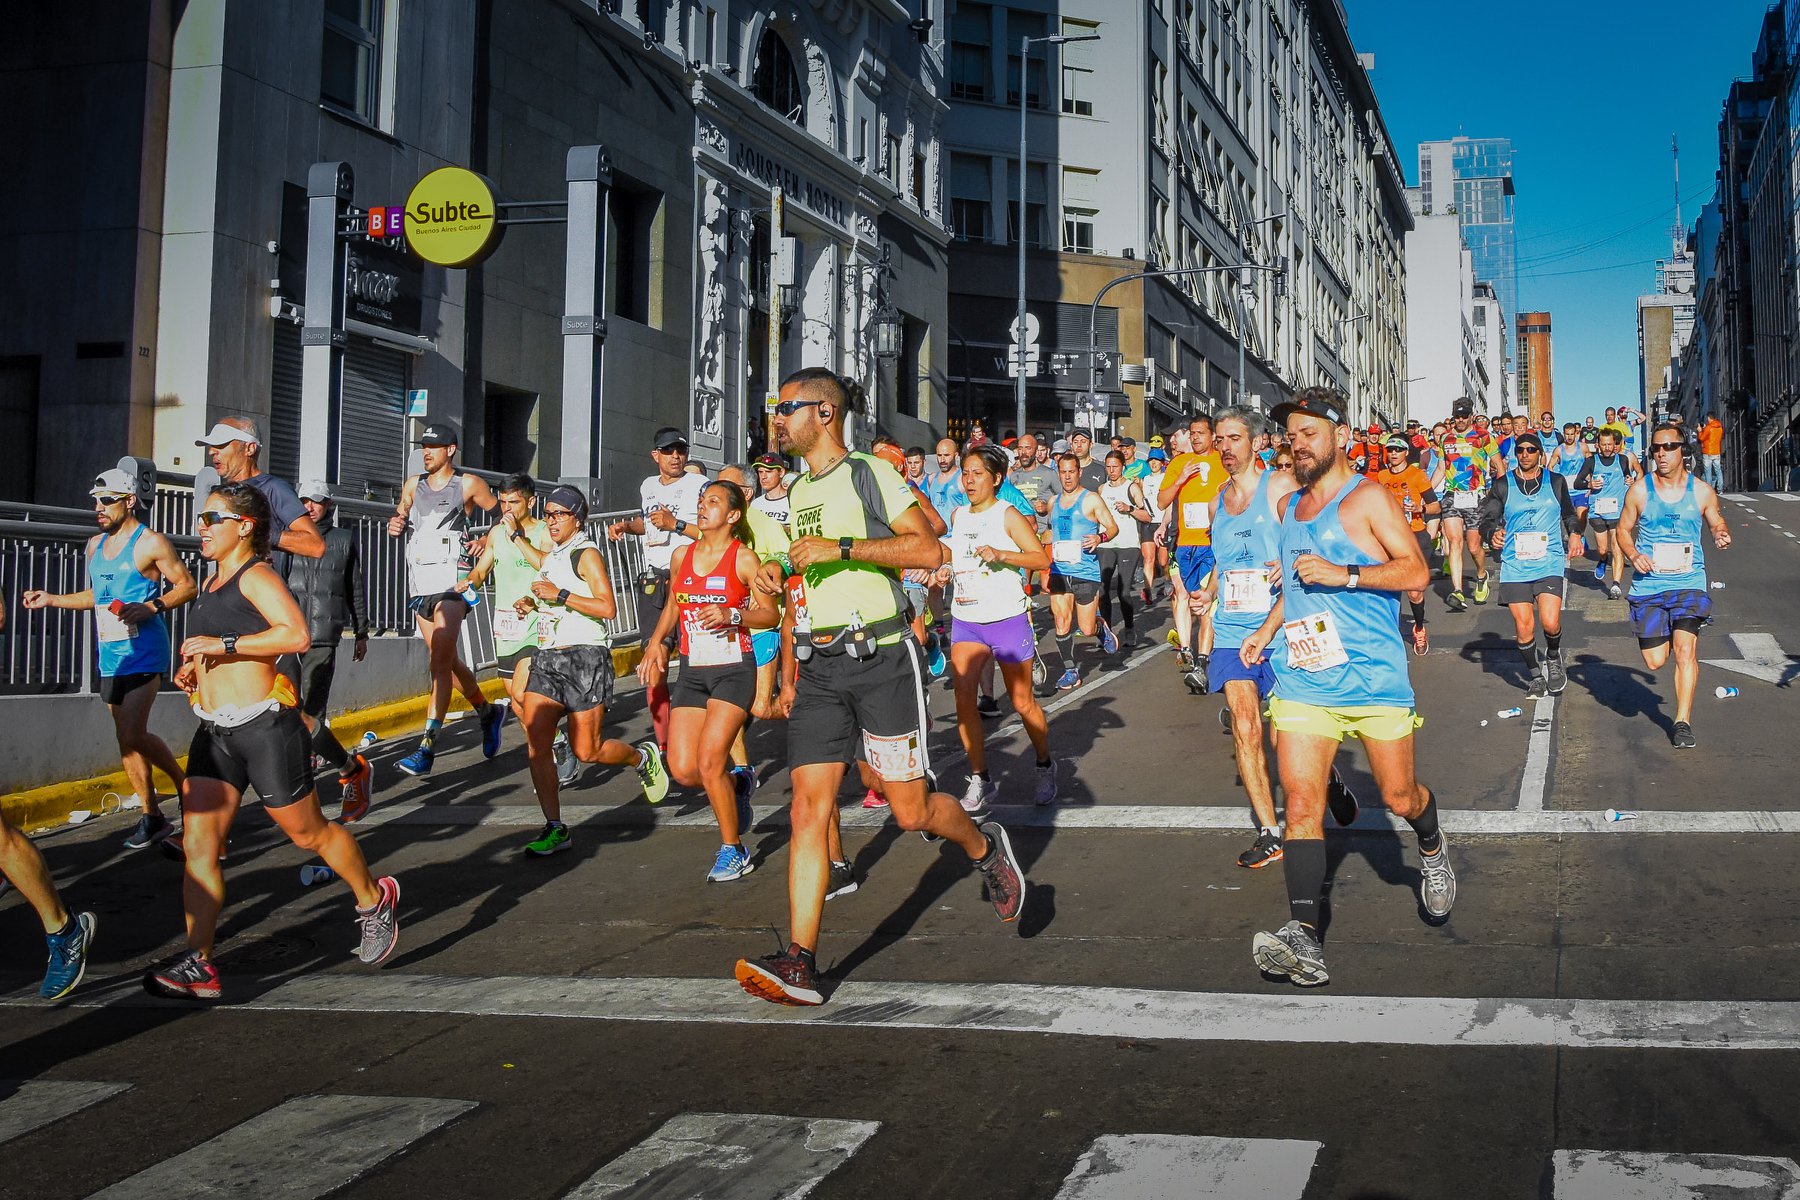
[93,495,129,507]
[1517,445,1542,453]
[196,509,249,528]
[544,507,580,520]
[773,399,822,417]
[1651,442,1684,452]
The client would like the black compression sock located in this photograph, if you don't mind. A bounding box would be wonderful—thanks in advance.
[1517,641,1540,673]
[1410,600,1427,625]
[1283,838,1327,930]
[1409,791,1442,855]
[1545,631,1562,656]
[1055,633,1075,669]
[312,722,350,770]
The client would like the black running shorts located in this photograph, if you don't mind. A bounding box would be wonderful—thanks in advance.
[1497,576,1567,607]
[526,644,615,714]
[1048,574,1102,605]
[787,639,931,782]
[98,672,161,706]
[671,659,756,712]
[186,706,312,807]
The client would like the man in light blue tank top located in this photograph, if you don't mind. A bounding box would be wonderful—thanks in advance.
[1237,388,1455,989]
[1618,422,1733,749]
[1046,453,1120,690]
[1478,431,1580,699]
[1573,429,1640,599]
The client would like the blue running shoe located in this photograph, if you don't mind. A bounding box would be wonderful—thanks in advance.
[481,703,507,758]
[926,636,948,679]
[1054,667,1081,691]
[40,912,95,1002]
[1593,561,1605,582]
[1098,619,1119,655]
[731,766,756,837]
[708,843,754,883]
[396,744,435,777]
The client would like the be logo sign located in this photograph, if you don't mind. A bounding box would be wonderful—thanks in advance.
[404,167,504,267]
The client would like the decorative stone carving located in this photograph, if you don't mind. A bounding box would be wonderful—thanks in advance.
[695,178,730,399]
[697,117,726,155]
[804,40,836,141]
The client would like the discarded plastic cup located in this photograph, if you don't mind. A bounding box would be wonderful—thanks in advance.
[1710,581,1725,590]
[1497,707,1523,719]
[1604,808,1638,823]
[299,865,336,887]
[356,731,377,751]
[1715,686,1740,699]
[1479,719,1489,727]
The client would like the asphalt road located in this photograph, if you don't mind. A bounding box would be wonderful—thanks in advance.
[5,491,1800,1199]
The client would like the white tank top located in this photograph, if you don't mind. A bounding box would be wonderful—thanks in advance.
[1098,479,1139,548]
[948,502,1029,624]
[538,534,611,649]
[1145,471,1169,522]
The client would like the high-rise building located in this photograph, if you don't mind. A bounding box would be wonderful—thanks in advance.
[1470,281,1510,414]
[1417,136,1518,353]
[1403,190,1488,425]
[1516,312,1553,422]
[1638,239,1697,452]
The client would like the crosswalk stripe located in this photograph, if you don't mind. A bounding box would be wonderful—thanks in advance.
[563,1112,878,1199]
[1055,1134,1321,1199]
[0,1080,131,1145]
[84,1093,475,1199]
[1552,1149,1800,1197]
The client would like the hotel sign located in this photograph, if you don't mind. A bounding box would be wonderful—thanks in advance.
[728,139,849,231]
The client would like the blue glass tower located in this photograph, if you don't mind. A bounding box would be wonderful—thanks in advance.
[1418,137,1518,355]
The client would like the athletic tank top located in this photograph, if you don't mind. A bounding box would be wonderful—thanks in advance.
[538,534,611,650]
[1050,491,1102,581]
[1550,442,1586,482]
[187,560,270,641]
[673,540,752,664]
[1498,472,1566,584]
[1098,479,1139,549]
[407,471,467,596]
[88,524,170,676]
[1274,477,1413,709]
[1629,474,1708,596]
[490,521,553,655]
[948,502,1029,624]
[1590,454,1630,520]
[1209,471,1281,652]
[1144,471,1169,524]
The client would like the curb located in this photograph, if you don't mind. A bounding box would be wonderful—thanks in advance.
[2,642,645,835]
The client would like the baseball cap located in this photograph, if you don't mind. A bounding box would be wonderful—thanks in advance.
[415,421,460,446]
[752,453,784,469]
[1383,435,1411,451]
[1147,448,1168,462]
[1270,391,1349,427]
[1069,428,1092,442]
[1451,398,1474,418]
[298,480,333,502]
[195,420,258,448]
[1148,434,1165,448]
[1052,438,1071,454]
[1118,436,1136,448]
[543,483,589,518]
[89,468,136,498]
[652,426,689,451]
[872,442,906,471]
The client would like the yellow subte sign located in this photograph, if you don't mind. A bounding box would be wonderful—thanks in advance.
[404,167,503,267]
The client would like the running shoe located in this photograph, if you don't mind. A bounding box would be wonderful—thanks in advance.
[338,755,373,824]
[1031,647,1049,689]
[395,744,434,777]
[157,833,185,864]
[1526,672,1549,699]
[1672,720,1697,749]
[1471,575,1490,605]
[1183,656,1210,695]
[355,875,402,965]
[143,949,221,1001]
[1411,622,1429,657]
[1140,584,1153,605]
[825,859,859,900]
[1033,760,1059,806]
[1605,581,1622,600]
[1327,769,1360,827]
[732,767,756,838]
[480,702,507,758]
[1176,647,1194,671]
[1166,629,1181,648]
[1445,590,1467,613]
[552,731,578,786]
[735,947,824,1006]
[860,788,889,809]
[1218,705,1232,734]
[1545,652,1568,695]
[123,812,172,851]
[707,843,754,883]
[40,912,96,1002]
[976,820,1027,923]
[959,774,998,816]
[1237,829,1284,870]
[976,694,1002,718]
[1098,619,1119,656]
[1418,839,1457,919]
[926,637,948,679]
[1594,561,1606,582]
[1054,667,1081,691]
[524,822,570,857]
[634,740,670,804]
[1252,920,1329,987]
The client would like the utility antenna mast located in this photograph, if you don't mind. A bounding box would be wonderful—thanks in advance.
[1671,134,1685,257]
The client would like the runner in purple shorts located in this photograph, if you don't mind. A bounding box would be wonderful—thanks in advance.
[937,445,1059,810]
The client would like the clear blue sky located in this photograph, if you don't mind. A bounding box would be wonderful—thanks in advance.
[1348,1,1773,424]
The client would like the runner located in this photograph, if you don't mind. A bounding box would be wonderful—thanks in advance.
[1241,388,1452,988]
[637,481,777,880]
[195,419,326,560]
[1096,451,1149,638]
[515,485,670,857]
[1573,428,1641,600]
[606,427,705,748]
[938,444,1057,811]
[1047,452,1120,691]
[1005,432,1058,606]
[386,421,503,776]
[22,468,196,849]
[283,482,374,821]
[1548,422,1592,559]
[751,453,792,530]
[144,483,400,1001]
[1373,436,1442,655]
[1158,416,1226,690]
[1479,432,1580,698]
[1067,429,1108,491]
[1617,424,1732,748]
[1138,449,1169,605]
[735,367,1026,1007]
[923,437,968,514]
[1437,398,1502,611]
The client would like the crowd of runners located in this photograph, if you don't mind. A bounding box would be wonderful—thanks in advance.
[3,376,1730,1005]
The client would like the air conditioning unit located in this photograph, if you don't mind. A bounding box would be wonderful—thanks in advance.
[1120,362,1150,384]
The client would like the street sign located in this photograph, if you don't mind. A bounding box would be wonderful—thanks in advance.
[404,167,503,267]
[1007,312,1041,345]
[407,388,429,417]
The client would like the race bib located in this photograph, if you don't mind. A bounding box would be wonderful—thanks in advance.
[1182,501,1211,530]
[94,606,135,644]
[1222,568,1273,614]
[1052,539,1082,565]
[687,619,744,667]
[862,729,924,782]
[409,531,454,566]
[1650,542,1692,574]
[1449,491,1479,513]
[1594,496,1621,518]
[1515,532,1550,562]
[493,608,530,644]
[1282,612,1349,673]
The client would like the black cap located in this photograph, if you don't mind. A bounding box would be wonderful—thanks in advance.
[1271,391,1349,427]
[1451,398,1474,418]
[1513,431,1545,452]
[652,426,689,451]
[543,484,589,518]
[1118,436,1136,448]
[415,421,460,446]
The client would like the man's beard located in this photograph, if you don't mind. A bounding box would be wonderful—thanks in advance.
[1293,451,1332,487]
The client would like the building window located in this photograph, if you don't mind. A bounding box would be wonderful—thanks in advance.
[949,3,991,101]
[1062,67,1093,115]
[949,153,991,242]
[751,27,805,127]
[608,178,665,327]
[1006,161,1048,248]
[912,151,927,207]
[1005,11,1047,108]
[321,0,384,123]
[1063,208,1096,253]
[1060,17,1097,114]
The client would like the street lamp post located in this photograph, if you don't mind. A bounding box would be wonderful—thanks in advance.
[1017,31,1099,440]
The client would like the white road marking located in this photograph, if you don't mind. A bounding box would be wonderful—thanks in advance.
[85,1093,475,1200]
[1517,696,1555,812]
[1056,1134,1321,1200]
[564,1112,878,1199]
[1702,633,1797,686]
[25,973,1800,1053]
[1723,493,1756,503]
[1767,492,1800,501]
[0,1080,131,1144]
[1552,1149,1800,1198]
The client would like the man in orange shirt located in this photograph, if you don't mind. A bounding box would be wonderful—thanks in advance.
[1698,413,1725,490]
[1375,435,1442,655]
[1157,413,1227,692]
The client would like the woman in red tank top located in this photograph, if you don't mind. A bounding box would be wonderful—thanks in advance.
[637,482,777,881]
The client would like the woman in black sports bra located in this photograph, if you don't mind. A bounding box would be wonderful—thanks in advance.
[142,483,402,1002]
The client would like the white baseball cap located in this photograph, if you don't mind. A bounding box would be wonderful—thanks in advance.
[298,480,333,502]
[195,421,259,448]
[89,468,137,498]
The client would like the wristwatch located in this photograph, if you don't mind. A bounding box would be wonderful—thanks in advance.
[150,596,166,615]
[555,588,571,606]
[221,634,239,655]
[839,536,855,561]
[509,528,527,542]
[1345,565,1362,590]
[728,608,744,627]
